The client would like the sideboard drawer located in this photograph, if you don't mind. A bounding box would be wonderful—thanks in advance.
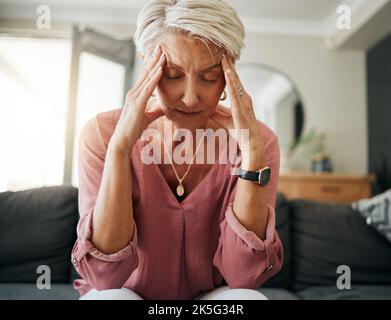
[277,172,373,203]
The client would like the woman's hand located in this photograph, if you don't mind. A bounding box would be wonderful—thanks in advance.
[110,46,166,156]
[211,54,265,170]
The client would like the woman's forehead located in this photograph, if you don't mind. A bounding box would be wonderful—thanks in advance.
[159,33,223,71]
[159,31,221,52]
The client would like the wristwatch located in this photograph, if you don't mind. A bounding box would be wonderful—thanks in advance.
[237,166,272,186]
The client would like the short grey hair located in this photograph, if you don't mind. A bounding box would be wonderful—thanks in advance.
[134,0,245,61]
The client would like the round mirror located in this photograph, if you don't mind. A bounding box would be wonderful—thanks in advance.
[236,63,305,155]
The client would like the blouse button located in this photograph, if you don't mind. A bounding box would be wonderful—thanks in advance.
[72,258,78,267]
[267,265,273,271]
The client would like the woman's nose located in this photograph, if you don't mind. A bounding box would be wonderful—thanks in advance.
[181,78,200,109]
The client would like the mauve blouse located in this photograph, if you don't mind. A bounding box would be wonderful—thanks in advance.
[71,108,283,300]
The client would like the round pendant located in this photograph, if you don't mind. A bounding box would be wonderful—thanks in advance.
[176,183,185,197]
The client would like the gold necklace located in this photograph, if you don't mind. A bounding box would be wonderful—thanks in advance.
[162,130,206,197]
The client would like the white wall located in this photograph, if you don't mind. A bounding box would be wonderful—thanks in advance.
[275,91,296,152]
[241,33,368,174]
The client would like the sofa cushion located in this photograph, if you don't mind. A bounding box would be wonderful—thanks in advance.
[262,192,291,289]
[297,285,391,300]
[290,199,391,292]
[352,189,391,243]
[0,186,78,283]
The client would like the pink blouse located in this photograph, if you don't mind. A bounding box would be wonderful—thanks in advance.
[71,108,283,300]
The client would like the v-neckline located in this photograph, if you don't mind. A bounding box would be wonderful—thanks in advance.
[150,137,231,208]
[151,160,221,208]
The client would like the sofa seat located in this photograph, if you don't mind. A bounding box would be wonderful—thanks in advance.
[4,284,389,300]
[0,283,79,300]
[0,283,302,300]
[296,285,391,300]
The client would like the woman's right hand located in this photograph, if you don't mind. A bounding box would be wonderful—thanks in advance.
[110,45,166,156]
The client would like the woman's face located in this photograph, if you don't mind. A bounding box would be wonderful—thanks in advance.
[148,32,226,129]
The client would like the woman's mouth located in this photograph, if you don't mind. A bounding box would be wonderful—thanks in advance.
[175,109,203,117]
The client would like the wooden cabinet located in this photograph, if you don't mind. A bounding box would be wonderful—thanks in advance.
[277,171,375,203]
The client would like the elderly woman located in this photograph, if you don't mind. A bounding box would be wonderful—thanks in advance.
[71,0,283,300]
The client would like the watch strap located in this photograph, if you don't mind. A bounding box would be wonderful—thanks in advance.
[237,168,259,181]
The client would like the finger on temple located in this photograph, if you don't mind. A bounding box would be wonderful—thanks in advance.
[137,66,163,106]
[133,46,162,92]
[134,53,166,97]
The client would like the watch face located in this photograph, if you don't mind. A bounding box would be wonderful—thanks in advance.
[259,167,271,186]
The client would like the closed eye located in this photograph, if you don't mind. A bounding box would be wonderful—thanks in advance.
[200,77,218,83]
[167,75,218,83]
[166,75,183,80]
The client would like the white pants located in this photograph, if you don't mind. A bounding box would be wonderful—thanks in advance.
[80,286,268,300]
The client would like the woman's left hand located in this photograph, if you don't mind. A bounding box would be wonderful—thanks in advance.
[211,54,265,170]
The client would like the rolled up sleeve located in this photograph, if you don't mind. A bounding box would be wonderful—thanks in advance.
[213,125,283,289]
[71,116,139,292]
[213,203,283,289]
[71,208,139,291]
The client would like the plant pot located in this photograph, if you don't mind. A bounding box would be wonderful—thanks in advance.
[311,155,333,173]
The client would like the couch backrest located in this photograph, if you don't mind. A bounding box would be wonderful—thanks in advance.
[290,199,391,292]
[0,186,79,283]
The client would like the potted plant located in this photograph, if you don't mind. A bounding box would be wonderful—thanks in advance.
[287,128,333,173]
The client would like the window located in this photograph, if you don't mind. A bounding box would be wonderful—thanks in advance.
[0,27,135,192]
[0,37,71,191]
[71,52,125,186]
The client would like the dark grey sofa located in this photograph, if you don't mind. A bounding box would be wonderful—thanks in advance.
[0,186,390,300]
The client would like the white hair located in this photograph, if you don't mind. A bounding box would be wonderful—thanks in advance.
[134,0,245,61]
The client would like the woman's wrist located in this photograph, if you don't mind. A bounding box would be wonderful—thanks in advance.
[241,157,265,171]
[108,136,136,159]
[241,147,265,171]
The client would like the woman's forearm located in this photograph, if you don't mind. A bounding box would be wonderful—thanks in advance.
[233,178,268,240]
[91,141,135,254]
[233,154,268,240]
